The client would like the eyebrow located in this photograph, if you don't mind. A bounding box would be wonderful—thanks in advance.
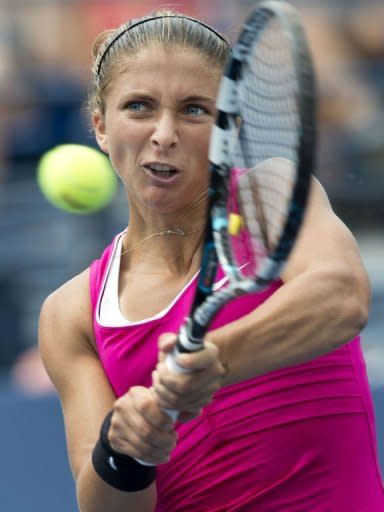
[181,95,215,104]
[122,92,215,105]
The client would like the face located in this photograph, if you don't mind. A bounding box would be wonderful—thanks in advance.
[93,44,221,216]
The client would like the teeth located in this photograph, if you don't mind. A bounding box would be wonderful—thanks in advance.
[149,164,176,172]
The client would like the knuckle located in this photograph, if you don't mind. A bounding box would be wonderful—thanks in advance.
[139,424,153,441]
[157,372,171,390]
[164,375,182,394]
[110,410,124,434]
[160,393,178,408]
[109,432,125,453]
[206,342,219,358]
[113,398,126,416]
[175,378,188,394]
[140,398,154,416]
[154,382,171,398]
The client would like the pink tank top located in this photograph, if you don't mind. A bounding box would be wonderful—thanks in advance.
[89,233,384,511]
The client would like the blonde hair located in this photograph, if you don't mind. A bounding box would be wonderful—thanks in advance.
[88,10,230,115]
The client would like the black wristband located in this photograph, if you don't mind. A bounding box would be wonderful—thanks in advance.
[92,411,156,492]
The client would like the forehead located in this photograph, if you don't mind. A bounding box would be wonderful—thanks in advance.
[107,44,222,99]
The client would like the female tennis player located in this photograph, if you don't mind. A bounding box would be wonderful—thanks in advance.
[39,9,383,512]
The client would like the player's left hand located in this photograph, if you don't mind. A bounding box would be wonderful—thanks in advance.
[152,333,226,422]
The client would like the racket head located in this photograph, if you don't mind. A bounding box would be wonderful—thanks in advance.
[209,0,316,288]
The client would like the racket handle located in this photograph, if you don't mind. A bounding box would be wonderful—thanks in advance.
[161,322,205,421]
[165,347,191,374]
[135,326,203,466]
[134,349,189,466]
[161,347,192,420]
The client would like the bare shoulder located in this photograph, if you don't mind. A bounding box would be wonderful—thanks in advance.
[40,268,92,330]
[39,268,93,355]
[39,268,92,337]
[283,176,369,283]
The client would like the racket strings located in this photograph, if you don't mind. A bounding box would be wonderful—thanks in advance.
[230,18,300,277]
[237,19,299,165]
[234,163,293,267]
[242,185,294,240]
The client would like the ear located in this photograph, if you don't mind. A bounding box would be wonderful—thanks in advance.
[92,111,109,154]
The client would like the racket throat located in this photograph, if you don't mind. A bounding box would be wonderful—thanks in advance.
[177,320,206,353]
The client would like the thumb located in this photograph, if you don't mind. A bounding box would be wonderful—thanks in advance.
[158,333,178,361]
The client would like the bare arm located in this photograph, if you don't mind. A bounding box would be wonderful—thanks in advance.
[39,270,174,512]
[208,177,370,385]
[153,177,371,410]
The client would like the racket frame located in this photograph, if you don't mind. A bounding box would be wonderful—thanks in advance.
[178,0,316,353]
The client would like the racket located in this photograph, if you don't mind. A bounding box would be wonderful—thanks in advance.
[138,0,316,464]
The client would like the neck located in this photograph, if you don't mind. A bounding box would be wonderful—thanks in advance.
[121,223,204,275]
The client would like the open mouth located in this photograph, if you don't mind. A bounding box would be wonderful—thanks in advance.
[144,163,179,178]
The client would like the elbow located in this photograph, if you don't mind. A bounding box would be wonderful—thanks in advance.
[350,265,371,334]
[333,265,371,343]
[348,294,369,337]
[308,262,371,351]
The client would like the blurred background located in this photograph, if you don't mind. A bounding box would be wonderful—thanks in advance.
[0,0,383,510]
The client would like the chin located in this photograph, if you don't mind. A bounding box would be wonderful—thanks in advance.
[143,197,181,214]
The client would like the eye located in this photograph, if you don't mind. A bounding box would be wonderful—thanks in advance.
[125,102,147,112]
[184,105,207,116]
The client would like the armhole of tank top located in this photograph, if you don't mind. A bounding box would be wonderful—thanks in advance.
[95,232,125,326]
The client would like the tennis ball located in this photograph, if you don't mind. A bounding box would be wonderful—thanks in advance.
[37,144,117,214]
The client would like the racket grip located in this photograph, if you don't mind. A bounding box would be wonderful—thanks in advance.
[161,347,192,420]
[161,322,205,421]
[135,327,202,466]
[134,350,189,467]
[165,348,191,375]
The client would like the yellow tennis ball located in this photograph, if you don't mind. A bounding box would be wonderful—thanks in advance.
[37,144,117,214]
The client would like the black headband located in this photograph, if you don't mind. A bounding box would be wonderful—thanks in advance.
[96,14,230,78]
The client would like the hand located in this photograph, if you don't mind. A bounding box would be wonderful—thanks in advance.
[108,386,177,465]
[152,333,226,422]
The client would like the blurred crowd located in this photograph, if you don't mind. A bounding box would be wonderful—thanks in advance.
[0,0,383,393]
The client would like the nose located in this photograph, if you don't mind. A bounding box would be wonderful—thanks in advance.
[150,110,178,150]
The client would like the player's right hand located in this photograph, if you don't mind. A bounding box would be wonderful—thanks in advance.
[108,386,177,465]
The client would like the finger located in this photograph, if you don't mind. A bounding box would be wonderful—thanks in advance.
[158,333,177,353]
[157,333,178,365]
[152,370,179,406]
[113,395,172,445]
[152,372,190,411]
[111,418,176,464]
[175,342,223,372]
[155,359,224,397]
[154,374,217,410]
[114,388,173,438]
[110,395,177,464]
[132,387,174,430]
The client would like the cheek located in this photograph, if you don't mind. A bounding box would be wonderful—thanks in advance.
[194,130,211,166]
[108,126,144,170]
[190,122,211,152]
[186,136,211,190]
